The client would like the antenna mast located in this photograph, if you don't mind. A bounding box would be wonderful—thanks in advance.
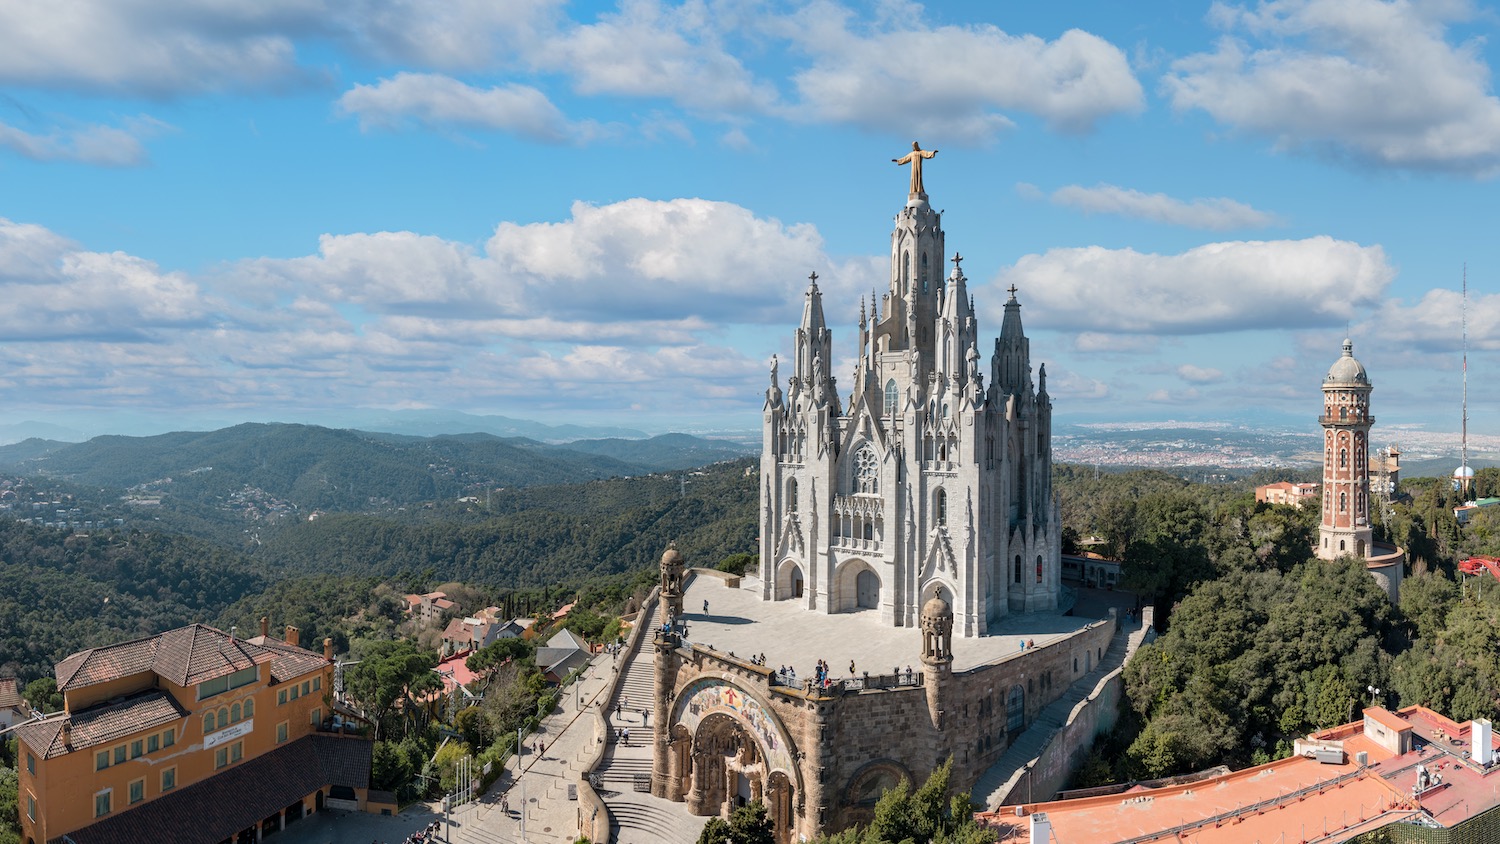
[1461,265,1471,495]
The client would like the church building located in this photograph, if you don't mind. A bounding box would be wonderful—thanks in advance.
[758,143,1061,636]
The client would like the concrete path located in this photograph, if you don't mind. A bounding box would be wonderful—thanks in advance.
[439,647,623,844]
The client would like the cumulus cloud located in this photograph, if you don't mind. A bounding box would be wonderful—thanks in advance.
[1046,183,1282,229]
[532,0,776,114]
[1177,363,1226,384]
[0,1,317,95]
[1360,287,1500,352]
[337,73,599,143]
[0,115,170,167]
[996,236,1394,334]
[782,2,1143,142]
[1164,0,1500,176]
[0,201,853,419]
[0,218,210,340]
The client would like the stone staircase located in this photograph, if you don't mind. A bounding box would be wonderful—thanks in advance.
[971,620,1142,810]
[592,645,707,844]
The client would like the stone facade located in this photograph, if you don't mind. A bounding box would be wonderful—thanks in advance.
[651,558,1115,842]
[758,161,1060,638]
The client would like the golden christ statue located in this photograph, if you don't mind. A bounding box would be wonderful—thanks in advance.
[893,141,938,197]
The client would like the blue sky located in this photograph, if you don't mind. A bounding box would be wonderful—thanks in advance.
[0,0,1497,442]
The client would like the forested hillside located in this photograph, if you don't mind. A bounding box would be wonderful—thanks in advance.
[0,520,268,683]
[256,459,757,583]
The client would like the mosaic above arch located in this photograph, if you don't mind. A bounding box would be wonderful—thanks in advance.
[674,677,797,777]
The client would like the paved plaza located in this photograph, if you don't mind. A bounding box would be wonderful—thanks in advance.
[679,575,1123,678]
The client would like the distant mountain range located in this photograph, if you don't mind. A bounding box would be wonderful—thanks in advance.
[0,422,752,513]
[0,410,651,446]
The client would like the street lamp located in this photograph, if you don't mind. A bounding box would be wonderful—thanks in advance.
[1368,685,1381,706]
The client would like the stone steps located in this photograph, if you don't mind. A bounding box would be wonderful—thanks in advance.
[609,795,707,844]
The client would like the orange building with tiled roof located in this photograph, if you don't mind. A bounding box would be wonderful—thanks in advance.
[981,706,1500,844]
[14,620,373,844]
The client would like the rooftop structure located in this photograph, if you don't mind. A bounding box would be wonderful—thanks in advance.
[983,706,1500,843]
[13,620,373,844]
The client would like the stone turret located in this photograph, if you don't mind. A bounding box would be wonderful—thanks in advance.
[652,544,685,798]
[920,590,953,730]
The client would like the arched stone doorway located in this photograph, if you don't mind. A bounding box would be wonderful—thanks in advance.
[833,559,880,612]
[672,679,799,842]
[776,559,805,600]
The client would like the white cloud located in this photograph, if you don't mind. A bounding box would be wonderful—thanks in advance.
[1177,363,1226,384]
[1073,332,1160,354]
[1146,387,1202,403]
[1360,287,1500,352]
[0,1,317,95]
[532,0,776,114]
[337,73,599,143]
[783,3,1143,141]
[1164,0,1500,176]
[0,218,209,340]
[337,0,562,71]
[0,115,170,167]
[996,236,1394,334]
[1046,183,1281,229]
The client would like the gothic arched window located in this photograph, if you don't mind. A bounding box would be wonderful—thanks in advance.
[935,489,947,527]
[1014,555,1022,584]
[1036,555,1044,583]
[884,380,898,416]
[1007,685,1024,732]
[1339,492,1347,512]
[854,445,878,494]
[1339,448,1347,468]
[787,478,798,513]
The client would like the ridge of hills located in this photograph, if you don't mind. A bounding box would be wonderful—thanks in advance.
[0,422,751,513]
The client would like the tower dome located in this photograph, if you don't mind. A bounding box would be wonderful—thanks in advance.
[1325,338,1369,385]
[922,592,952,622]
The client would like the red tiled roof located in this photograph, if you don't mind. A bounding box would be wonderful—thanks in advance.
[14,690,188,759]
[55,624,274,692]
[67,690,188,752]
[244,635,330,684]
[57,734,372,844]
[0,676,21,709]
[12,717,68,760]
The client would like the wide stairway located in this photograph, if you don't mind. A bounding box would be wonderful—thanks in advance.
[971,618,1146,810]
[593,643,706,844]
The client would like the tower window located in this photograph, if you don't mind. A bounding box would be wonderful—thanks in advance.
[1340,492,1347,512]
[935,489,947,527]
[787,478,798,513]
[884,380,898,416]
[1036,555,1044,583]
[1014,555,1022,584]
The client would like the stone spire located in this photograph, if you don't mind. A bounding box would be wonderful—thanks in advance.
[993,285,1032,397]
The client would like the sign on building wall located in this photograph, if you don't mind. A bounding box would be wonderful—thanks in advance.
[204,719,253,749]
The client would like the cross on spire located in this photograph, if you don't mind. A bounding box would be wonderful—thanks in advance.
[1007,284,1018,297]
[808,271,819,285]
[951,253,963,272]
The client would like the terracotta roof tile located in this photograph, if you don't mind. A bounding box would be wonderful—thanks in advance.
[55,624,274,692]
[67,690,188,751]
[0,676,21,709]
[243,636,329,684]
[12,717,67,760]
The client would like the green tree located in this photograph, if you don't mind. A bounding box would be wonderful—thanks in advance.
[811,759,996,844]
[22,678,61,714]
[344,638,440,741]
[697,801,775,844]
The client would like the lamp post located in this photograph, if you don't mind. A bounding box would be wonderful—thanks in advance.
[1368,685,1381,706]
